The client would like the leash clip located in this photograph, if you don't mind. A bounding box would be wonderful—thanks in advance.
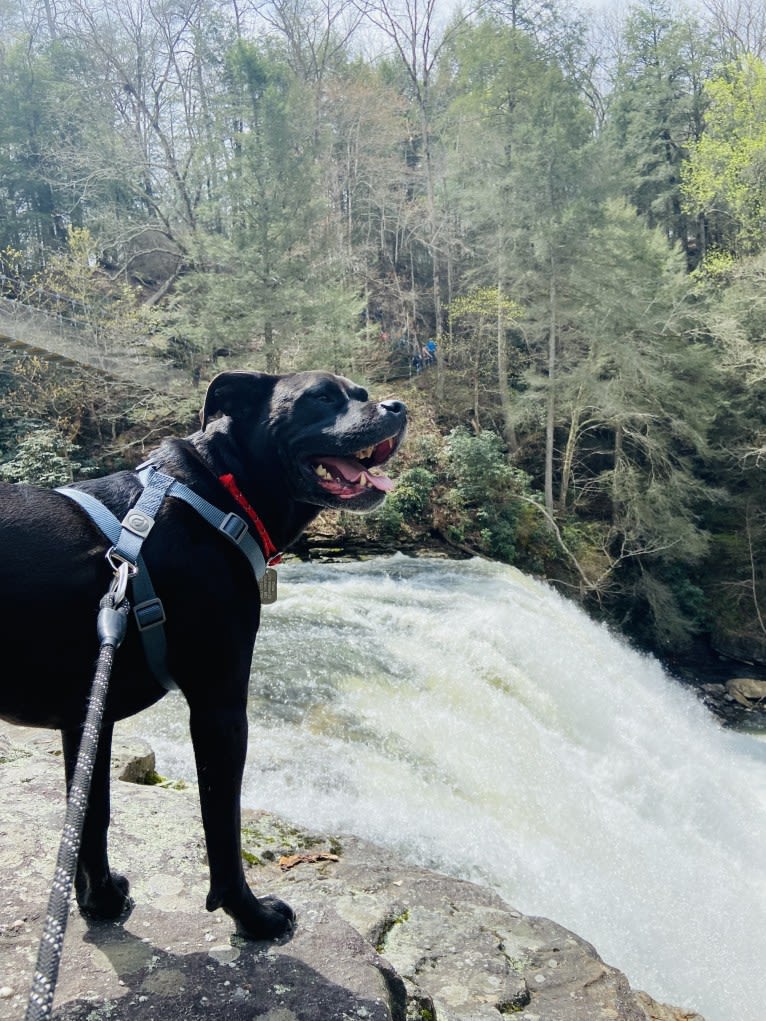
[106,556,134,607]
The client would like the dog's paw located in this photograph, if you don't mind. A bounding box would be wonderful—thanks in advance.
[76,871,133,920]
[257,893,296,936]
[223,892,296,941]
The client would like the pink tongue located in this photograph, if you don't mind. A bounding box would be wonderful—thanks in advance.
[318,457,394,492]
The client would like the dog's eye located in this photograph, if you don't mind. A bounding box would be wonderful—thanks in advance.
[309,390,338,405]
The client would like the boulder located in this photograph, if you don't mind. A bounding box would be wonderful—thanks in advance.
[110,737,156,784]
[725,677,766,709]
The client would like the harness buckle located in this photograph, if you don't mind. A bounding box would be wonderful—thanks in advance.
[134,597,167,631]
[220,512,248,545]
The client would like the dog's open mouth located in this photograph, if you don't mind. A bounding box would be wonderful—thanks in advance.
[309,436,399,500]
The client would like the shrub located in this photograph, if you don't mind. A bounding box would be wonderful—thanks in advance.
[371,466,436,538]
[0,428,88,486]
[441,427,533,562]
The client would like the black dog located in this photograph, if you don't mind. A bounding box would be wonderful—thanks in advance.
[0,369,406,940]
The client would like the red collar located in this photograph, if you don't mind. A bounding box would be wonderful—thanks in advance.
[218,473,282,565]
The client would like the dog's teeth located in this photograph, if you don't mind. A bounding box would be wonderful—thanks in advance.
[355,446,374,460]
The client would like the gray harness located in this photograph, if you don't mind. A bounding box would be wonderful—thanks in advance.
[57,464,267,692]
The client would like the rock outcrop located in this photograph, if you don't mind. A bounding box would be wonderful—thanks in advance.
[0,722,704,1021]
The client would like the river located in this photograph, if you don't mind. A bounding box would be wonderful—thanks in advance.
[121,554,766,1021]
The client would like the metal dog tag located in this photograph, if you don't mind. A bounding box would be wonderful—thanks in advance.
[259,567,278,604]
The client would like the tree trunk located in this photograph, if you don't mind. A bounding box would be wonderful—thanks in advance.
[42,0,58,38]
[496,258,518,456]
[473,340,481,431]
[419,102,445,403]
[559,389,583,512]
[264,320,279,373]
[544,266,557,516]
[612,422,624,527]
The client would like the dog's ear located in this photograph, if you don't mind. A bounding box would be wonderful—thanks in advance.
[201,371,279,429]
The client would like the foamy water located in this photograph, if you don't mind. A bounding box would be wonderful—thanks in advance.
[123,555,766,1021]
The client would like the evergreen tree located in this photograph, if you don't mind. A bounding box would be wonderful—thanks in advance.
[0,36,99,261]
[442,15,597,513]
[686,249,766,656]
[161,38,365,378]
[565,199,719,646]
[603,0,715,267]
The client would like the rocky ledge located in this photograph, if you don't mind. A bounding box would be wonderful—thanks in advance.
[0,722,704,1021]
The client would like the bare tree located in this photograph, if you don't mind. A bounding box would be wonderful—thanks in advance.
[352,0,480,401]
[701,0,766,58]
[256,0,366,81]
[47,0,232,283]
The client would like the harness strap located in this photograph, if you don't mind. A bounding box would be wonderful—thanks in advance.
[135,465,267,582]
[57,464,268,693]
[56,486,177,692]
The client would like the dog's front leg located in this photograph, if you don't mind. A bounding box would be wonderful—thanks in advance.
[61,723,132,919]
[188,703,295,940]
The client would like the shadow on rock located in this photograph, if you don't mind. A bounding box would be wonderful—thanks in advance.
[51,907,402,1021]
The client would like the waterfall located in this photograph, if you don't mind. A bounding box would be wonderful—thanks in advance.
[126,555,766,1021]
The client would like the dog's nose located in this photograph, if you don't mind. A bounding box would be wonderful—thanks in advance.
[381,399,406,417]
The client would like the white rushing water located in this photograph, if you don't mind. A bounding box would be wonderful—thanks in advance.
[123,555,766,1021]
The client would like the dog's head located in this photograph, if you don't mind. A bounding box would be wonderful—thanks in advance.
[201,370,407,512]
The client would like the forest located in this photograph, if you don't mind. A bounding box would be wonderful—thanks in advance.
[1,0,766,671]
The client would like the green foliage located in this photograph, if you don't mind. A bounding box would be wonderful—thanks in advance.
[617,563,710,651]
[388,467,436,518]
[445,428,511,505]
[33,227,160,360]
[371,466,436,538]
[156,37,367,376]
[604,0,714,258]
[706,253,766,379]
[682,55,766,256]
[0,0,764,663]
[0,428,87,486]
[442,428,532,562]
[449,289,522,324]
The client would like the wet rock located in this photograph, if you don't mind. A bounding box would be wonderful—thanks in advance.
[725,677,766,709]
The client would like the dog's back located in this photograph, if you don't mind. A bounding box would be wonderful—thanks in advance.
[0,482,113,725]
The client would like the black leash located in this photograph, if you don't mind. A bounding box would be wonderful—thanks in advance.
[24,565,131,1021]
